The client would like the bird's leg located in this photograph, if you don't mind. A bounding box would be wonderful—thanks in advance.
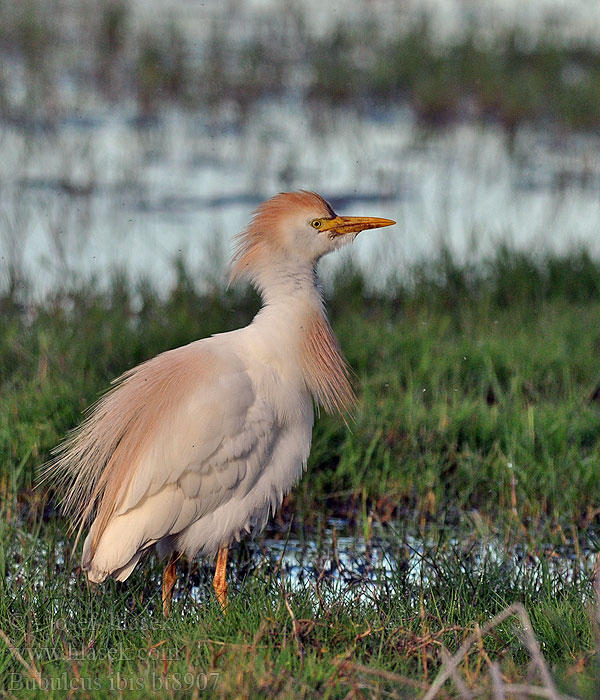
[213,544,229,612]
[162,551,179,619]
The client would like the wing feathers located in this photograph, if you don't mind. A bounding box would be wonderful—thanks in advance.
[83,398,280,580]
[46,340,241,554]
[46,320,312,582]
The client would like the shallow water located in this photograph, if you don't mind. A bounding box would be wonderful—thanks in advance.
[130,0,600,47]
[7,513,597,613]
[180,518,598,605]
[3,102,600,297]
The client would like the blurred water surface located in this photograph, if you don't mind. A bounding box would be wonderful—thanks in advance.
[3,102,600,295]
[2,0,600,295]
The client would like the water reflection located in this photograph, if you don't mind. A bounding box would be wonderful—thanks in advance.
[183,519,597,605]
[3,103,600,297]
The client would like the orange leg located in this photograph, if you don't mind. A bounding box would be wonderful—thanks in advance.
[162,551,179,619]
[213,544,229,612]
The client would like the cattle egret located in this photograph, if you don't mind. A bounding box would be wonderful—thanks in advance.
[48,191,395,615]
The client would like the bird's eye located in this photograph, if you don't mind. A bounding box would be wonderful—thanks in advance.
[311,219,322,229]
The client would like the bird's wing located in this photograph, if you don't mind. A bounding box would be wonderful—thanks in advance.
[87,390,281,581]
[115,352,276,519]
[53,338,279,581]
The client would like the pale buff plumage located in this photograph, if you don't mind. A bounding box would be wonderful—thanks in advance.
[44,191,394,597]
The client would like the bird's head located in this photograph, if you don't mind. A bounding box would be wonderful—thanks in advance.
[229,191,395,288]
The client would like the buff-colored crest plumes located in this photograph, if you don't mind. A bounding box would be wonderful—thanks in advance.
[229,191,335,285]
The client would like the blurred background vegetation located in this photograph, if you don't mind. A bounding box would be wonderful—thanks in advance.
[2,0,600,128]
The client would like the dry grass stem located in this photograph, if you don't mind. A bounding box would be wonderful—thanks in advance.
[0,628,44,690]
[489,662,505,700]
[422,604,564,700]
[441,645,476,699]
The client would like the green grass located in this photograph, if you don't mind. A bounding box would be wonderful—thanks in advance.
[1,515,597,698]
[2,247,600,697]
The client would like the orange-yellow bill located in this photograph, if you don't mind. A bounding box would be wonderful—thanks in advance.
[320,215,396,236]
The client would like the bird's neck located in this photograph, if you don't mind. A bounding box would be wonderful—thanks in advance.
[251,257,320,306]
[250,260,355,416]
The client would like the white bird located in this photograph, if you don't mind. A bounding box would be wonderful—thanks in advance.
[47,191,395,615]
